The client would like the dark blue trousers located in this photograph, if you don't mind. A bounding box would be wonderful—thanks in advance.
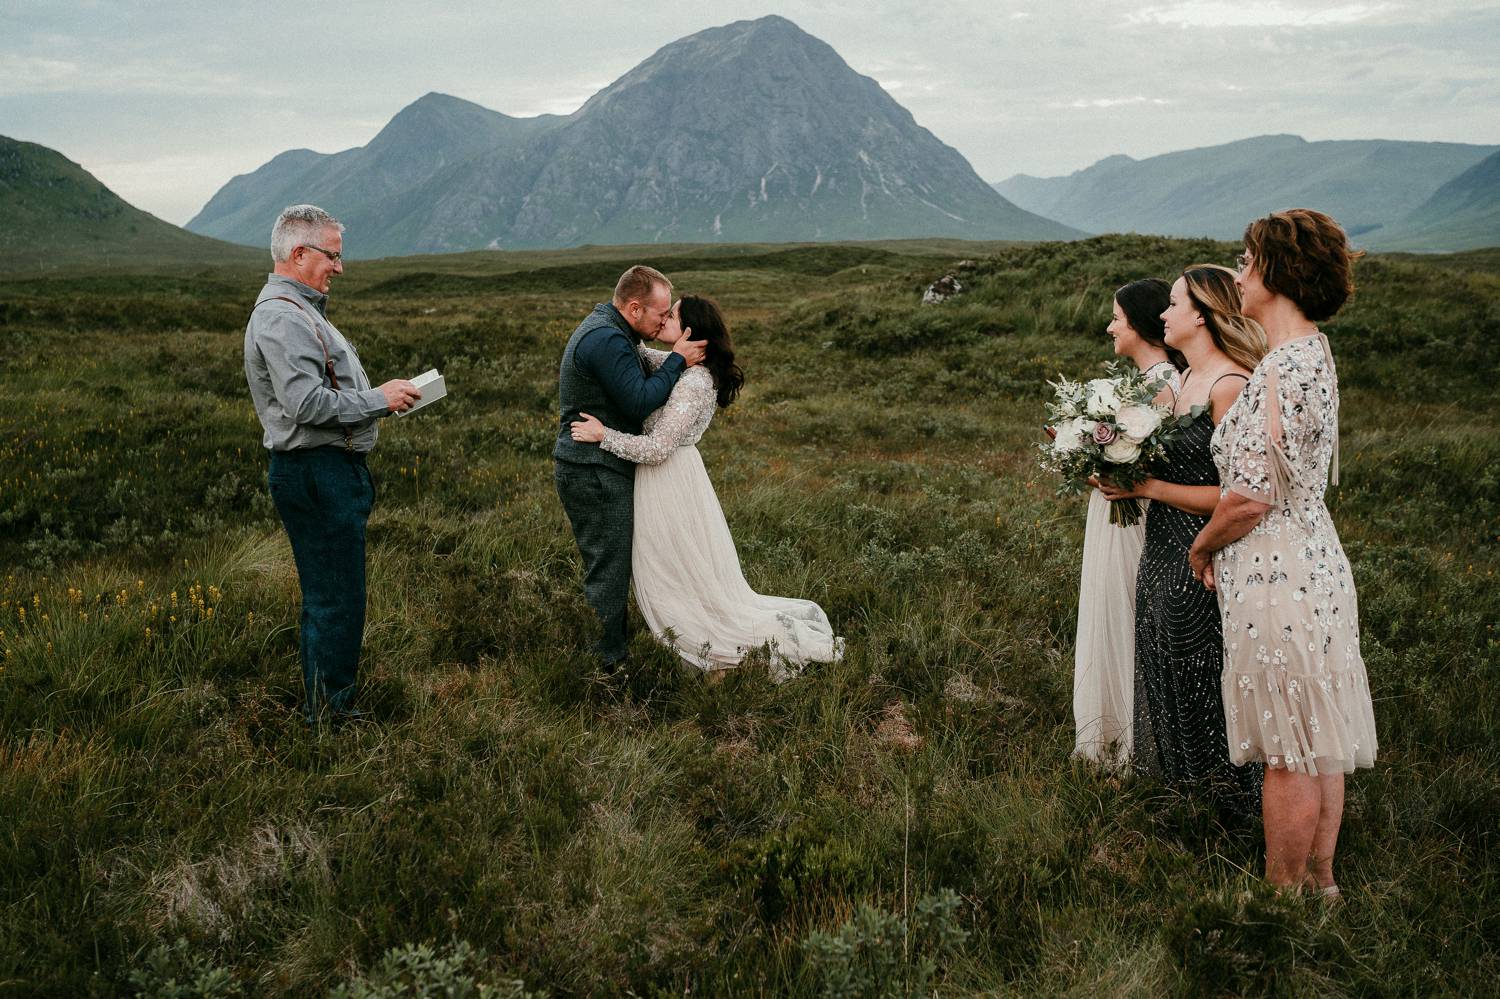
[268,446,375,722]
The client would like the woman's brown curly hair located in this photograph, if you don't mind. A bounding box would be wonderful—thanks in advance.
[1242,208,1364,322]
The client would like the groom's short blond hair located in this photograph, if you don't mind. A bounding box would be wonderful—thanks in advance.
[612,265,671,307]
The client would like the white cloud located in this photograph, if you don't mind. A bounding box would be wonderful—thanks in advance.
[503,82,610,118]
[1060,96,1172,109]
[83,151,280,225]
[1128,2,1392,28]
[2,0,1496,220]
[0,53,282,98]
[0,55,81,94]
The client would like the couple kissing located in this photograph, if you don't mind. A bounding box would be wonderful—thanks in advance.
[553,265,842,680]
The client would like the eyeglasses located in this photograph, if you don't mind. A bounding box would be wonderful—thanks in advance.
[300,244,342,263]
[1234,253,1252,272]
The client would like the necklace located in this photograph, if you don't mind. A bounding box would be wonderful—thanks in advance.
[1175,365,1238,416]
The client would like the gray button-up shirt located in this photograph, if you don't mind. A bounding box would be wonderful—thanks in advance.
[244,274,390,452]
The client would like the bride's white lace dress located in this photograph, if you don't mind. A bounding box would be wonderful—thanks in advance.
[1072,361,1180,768]
[599,348,842,676]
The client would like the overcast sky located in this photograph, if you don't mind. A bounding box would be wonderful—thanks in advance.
[3,0,1497,225]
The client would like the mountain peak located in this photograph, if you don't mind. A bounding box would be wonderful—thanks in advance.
[605,14,831,77]
[364,92,543,160]
[189,17,1077,253]
[729,13,815,40]
[393,91,491,118]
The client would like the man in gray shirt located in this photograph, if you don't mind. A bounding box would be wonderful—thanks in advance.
[244,204,419,727]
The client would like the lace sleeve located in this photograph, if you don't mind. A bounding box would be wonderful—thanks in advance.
[599,371,716,465]
[638,345,671,371]
[1223,367,1278,505]
[1226,353,1308,506]
[1265,351,1323,495]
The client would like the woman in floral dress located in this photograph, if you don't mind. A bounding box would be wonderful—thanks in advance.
[1190,209,1378,895]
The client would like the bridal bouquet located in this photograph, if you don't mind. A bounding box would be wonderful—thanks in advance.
[1039,361,1191,526]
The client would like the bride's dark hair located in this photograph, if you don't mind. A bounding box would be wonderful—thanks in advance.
[1115,278,1185,370]
[680,295,744,408]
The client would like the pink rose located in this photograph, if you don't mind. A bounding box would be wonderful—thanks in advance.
[1092,422,1118,445]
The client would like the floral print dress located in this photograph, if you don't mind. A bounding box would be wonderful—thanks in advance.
[1210,334,1378,776]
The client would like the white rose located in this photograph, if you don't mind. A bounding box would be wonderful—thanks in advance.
[1052,417,1093,452]
[1103,438,1142,464]
[1084,379,1120,417]
[1115,404,1162,442]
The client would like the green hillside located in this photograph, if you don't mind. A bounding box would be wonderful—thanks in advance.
[1367,149,1500,251]
[0,237,1496,994]
[0,135,264,274]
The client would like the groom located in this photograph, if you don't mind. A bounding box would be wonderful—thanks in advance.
[554,265,705,668]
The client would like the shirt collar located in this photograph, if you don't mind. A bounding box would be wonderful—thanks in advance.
[265,273,329,315]
[599,302,640,344]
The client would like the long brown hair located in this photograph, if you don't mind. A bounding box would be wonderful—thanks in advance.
[1181,264,1267,371]
[679,295,743,408]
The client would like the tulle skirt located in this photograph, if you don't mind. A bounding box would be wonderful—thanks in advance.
[633,445,841,679]
[1073,490,1147,767]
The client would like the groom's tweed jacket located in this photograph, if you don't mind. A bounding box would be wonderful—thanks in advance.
[553,303,685,477]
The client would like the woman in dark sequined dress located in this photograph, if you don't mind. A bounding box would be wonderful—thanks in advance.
[1098,266,1266,814]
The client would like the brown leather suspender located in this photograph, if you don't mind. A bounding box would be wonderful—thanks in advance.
[252,295,355,450]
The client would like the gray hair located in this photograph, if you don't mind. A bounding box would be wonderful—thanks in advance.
[271,204,344,263]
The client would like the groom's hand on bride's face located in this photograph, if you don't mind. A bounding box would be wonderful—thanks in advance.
[673,333,706,366]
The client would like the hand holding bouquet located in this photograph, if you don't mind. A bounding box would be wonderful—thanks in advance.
[1038,361,1197,526]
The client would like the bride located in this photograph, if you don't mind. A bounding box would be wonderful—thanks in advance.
[569,295,842,678]
[1071,278,1179,767]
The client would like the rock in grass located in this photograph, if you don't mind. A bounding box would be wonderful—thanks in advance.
[922,274,963,305]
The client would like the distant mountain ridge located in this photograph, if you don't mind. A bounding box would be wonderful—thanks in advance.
[993,135,1499,250]
[188,16,1079,256]
[189,93,565,253]
[0,135,261,272]
[1364,149,1500,251]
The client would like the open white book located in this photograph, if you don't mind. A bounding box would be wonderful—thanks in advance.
[397,369,446,416]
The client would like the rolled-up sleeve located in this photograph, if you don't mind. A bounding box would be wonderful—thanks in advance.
[254,310,389,427]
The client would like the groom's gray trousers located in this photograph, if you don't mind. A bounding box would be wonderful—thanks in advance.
[553,302,684,666]
[554,460,634,664]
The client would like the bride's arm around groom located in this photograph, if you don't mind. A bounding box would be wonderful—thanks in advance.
[551,265,704,670]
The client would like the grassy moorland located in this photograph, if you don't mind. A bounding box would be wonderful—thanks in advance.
[0,235,1496,996]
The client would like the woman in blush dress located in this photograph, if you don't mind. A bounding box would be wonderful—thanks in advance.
[570,296,841,679]
[1071,278,1182,768]
[1190,209,1377,896]
[1097,266,1265,816]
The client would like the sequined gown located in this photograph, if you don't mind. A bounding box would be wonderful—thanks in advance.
[598,348,841,677]
[1211,335,1376,775]
[1134,404,1263,809]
